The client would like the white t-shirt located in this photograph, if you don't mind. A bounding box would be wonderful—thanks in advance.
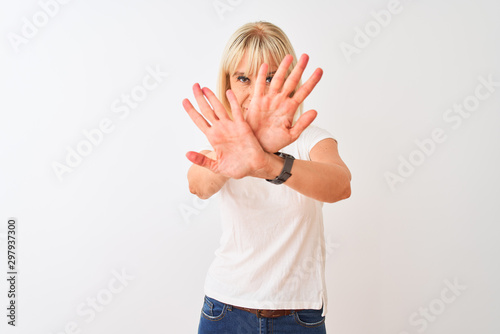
[202,124,336,317]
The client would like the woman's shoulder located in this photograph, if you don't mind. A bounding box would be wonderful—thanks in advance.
[297,124,335,144]
[282,124,336,160]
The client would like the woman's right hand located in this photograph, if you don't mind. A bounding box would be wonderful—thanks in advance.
[183,84,270,179]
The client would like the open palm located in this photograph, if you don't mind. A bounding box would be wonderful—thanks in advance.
[183,84,268,179]
[246,54,323,153]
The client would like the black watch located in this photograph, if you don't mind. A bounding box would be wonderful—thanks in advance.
[265,152,295,185]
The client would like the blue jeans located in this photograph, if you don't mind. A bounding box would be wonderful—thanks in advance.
[198,295,327,334]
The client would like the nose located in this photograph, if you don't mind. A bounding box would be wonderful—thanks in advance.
[243,84,254,106]
[248,82,255,99]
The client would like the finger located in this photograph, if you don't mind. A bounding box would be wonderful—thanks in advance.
[185,151,216,171]
[289,109,317,140]
[269,54,293,95]
[254,63,268,97]
[182,98,210,133]
[226,89,244,122]
[201,86,230,120]
[291,67,323,104]
[193,83,218,123]
[282,54,309,96]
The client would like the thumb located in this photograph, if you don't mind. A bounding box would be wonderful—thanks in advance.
[186,151,216,170]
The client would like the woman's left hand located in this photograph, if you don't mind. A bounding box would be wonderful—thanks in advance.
[245,54,323,153]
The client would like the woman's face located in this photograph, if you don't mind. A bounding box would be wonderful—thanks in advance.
[229,51,278,118]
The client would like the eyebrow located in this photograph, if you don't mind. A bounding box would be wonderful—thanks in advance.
[232,71,277,77]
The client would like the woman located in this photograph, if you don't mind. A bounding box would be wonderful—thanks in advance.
[183,21,351,334]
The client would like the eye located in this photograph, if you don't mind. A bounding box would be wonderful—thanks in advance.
[237,76,249,83]
[266,76,273,83]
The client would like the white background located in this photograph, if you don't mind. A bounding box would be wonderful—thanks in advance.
[1,0,499,333]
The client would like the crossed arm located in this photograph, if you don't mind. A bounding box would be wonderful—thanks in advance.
[184,54,351,203]
[188,138,351,203]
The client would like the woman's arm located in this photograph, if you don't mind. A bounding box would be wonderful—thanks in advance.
[187,150,229,199]
[251,138,351,203]
[241,57,350,202]
[183,84,350,203]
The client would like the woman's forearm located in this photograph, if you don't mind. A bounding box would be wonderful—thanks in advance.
[252,152,351,203]
[187,150,229,199]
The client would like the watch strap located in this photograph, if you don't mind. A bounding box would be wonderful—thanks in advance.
[265,152,295,185]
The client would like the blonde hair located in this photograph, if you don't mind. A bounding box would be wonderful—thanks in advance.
[216,21,303,123]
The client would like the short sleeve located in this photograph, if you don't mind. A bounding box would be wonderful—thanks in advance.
[300,124,336,160]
